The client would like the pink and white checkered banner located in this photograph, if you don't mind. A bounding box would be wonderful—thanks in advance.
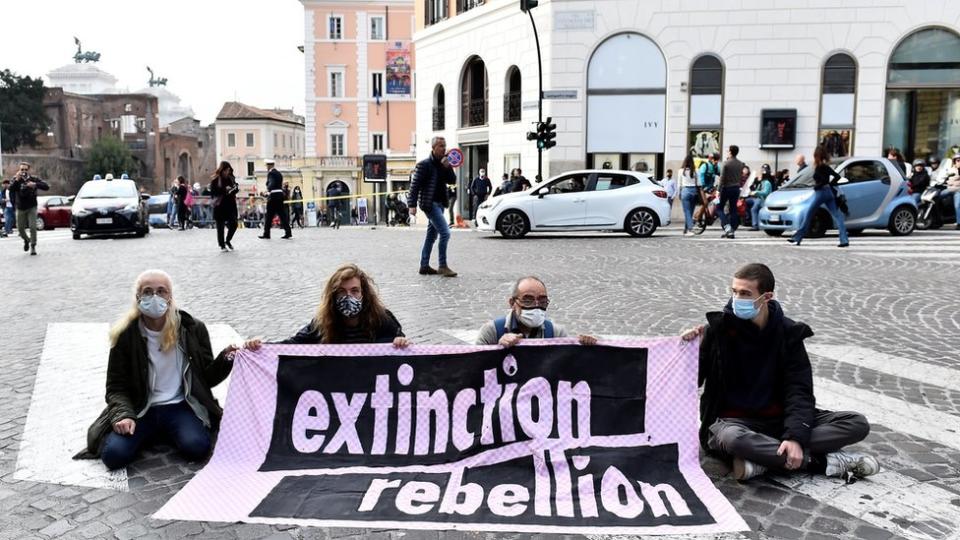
[155,338,747,534]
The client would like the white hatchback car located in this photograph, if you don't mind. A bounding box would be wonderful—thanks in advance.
[476,169,671,238]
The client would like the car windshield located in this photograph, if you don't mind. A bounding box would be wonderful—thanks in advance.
[77,181,137,199]
[779,167,816,189]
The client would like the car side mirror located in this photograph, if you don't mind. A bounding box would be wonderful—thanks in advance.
[141,194,151,200]
[837,177,849,185]
[537,187,548,198]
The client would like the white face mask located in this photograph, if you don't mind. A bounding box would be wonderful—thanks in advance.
[518,308,546,329]
[138,295,169,319]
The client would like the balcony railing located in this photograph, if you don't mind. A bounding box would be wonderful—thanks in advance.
[457,0,485,14]
[432,105,445,130]
[460,98,487,128]
[318,156,359,168]
[503,92,521,122]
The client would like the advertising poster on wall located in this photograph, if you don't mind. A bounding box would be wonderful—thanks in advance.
[386,42,412,95]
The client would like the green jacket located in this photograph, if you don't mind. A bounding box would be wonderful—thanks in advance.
[79,310,232,457]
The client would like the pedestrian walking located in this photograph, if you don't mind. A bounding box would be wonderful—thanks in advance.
[409,136,457,277]
[166,182,178,228]
[716,145,746,239]
[659,169,677,211]
[469,169,492,222]
[175,177,190,230]
[747,165,774,230]
[1,179,14,238]
[789,145,849,247]
[683,263,878,482]
[695,153,720,227]
[290,186,304,228]
[679,156,700,236]
[514,169,532,192]
[9,162,49,255]
[79,269,256,469]
[259,158,292,239]
[209,161,239,252]
[446,183,458,225]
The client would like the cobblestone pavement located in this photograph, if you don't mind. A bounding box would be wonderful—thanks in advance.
[1,223,959,540]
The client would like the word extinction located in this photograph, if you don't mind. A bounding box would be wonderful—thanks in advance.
[291,359,592,456]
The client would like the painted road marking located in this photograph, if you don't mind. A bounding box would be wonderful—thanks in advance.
[808,344,960,393]
[15,323,241,491]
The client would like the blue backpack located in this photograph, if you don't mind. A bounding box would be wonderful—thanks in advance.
[494,316,555,340]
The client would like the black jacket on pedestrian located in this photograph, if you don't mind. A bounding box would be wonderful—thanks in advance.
[9,175,49,210]
[279,309,405,344]
[266,168,283,193]
[78,310,232,458]
[209,176,239,220]
[698,300,816,452]
[470,176,492,199]
[409,155,456,211]
[909,169,930,194]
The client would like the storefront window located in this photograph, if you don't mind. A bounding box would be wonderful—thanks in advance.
[884,28,960,161]
[688,55,724,161]
[819,53,857,160]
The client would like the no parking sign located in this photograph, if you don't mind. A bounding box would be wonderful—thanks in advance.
[446,147,464,168]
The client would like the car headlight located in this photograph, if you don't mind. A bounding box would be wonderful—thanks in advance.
[123,203,139,212]
[479,199,502,212]
[73,208,91,217]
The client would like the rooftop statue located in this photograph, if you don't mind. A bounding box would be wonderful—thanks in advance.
[147,66,168,87]
[73,36,101,63]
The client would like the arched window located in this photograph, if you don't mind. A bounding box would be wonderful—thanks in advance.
[818,53,857,160]
[460,56,488,128]
[884,28,960,161]
[432,84,445,131]
[504,66,521,123]
[688,54,724,162]
[586,33,666,173]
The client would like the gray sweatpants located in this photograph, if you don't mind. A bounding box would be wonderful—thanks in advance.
[707,410,870,470]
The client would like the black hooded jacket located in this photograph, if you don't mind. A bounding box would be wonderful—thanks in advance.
[698,300,816,451]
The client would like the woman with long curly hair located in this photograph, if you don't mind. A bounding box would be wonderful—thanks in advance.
[277,263,409,346]
[209,161,240,251]
[81,269,256,469]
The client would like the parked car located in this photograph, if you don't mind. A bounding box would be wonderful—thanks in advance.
[36,195,75,230]
[147,193,171,228]
[476,170,671,238]
[758,157,917,237]
[71,178,150,239]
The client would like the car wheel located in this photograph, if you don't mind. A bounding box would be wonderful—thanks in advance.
[808,211,829,238]
[497,210,529,239]
[888,206,916,236]
[36,216,45,231]
[72,231,81,240]
[624,208,658,237]
[763,229,784,237]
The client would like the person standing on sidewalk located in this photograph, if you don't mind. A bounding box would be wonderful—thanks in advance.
[469,169,492,223]
[291,186,305,228]
[259,158,292,240]
[679,156,700,236]
[175,177,190,230]
[659,168,677,212]
[9,162,49,255]
[409,136,457,277]
[209,161,239,252]
[789,145,849,247]
[1,179,14,238]
[716,145,746,239]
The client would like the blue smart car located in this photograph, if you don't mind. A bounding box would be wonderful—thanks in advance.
[758,157,917,237]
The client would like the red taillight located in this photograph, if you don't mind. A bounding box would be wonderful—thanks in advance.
[653,190,668,199]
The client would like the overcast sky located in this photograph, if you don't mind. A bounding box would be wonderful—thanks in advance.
[0,0,305,125]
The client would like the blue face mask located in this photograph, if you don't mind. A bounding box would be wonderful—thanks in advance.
[732,296,763,320]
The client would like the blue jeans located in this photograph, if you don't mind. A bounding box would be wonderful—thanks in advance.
[747,197,763,229]
[680,187,699,232]
[3,206,13,235]
[954,192,960,222]
[716,186,741,231]
[792,187,849,245]
[420,202,450,267]
[100,402,211,470]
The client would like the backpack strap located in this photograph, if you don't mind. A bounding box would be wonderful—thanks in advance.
[543,320,555,339]
[494,317,508,340]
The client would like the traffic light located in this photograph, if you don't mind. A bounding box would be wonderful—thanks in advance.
[520,0,539,12]
[538,117,557,150]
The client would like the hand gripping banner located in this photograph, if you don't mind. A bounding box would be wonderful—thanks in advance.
[155,338,747,535]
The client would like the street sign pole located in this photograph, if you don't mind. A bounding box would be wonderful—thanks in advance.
[526,8,544,182]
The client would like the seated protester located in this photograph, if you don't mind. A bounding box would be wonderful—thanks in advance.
[475,276,597,347]
[685,263,878,482]
[83,270,256,470]
[279,263,409,347]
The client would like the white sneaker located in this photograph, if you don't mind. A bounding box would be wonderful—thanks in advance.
[825,451,880,480]
[732,457,767,481]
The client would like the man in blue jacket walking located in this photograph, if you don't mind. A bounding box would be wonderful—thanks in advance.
[409,137,457,277]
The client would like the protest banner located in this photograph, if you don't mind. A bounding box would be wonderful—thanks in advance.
[155,339,746,535]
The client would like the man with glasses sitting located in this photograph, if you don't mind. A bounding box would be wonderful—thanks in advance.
[475,276,597,347]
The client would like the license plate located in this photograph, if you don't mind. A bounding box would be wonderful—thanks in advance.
[96,217,112,225]
[768,214,781,223]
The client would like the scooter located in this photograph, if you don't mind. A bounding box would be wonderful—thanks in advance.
[916,176,957,230]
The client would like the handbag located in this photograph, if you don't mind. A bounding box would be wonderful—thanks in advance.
[830,184,850,216]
